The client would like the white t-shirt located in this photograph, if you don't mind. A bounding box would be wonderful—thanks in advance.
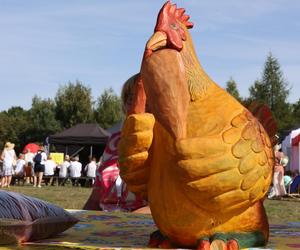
[41,152,47,165]
[44,159,57,176]
[15,159,26,174]
[2,149,16,167]
[69,161,82,178]
[59,161,70,178]
[24,152,35,163]
[84,161,97,178]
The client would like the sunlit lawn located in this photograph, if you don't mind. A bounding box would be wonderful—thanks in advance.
[4,185,300,224]
[7,184,92,210]
[264,198,300,224]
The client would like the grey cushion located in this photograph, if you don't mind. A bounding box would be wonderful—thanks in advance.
[0,190,78,244]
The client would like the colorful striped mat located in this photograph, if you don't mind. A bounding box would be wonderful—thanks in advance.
[14,210,300,249]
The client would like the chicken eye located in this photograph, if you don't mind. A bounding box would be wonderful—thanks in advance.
[170,23,179,30]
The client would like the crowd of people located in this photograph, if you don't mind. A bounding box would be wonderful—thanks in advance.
[0,142,98,188]
[268,143,300,199]
[2,140,300,196]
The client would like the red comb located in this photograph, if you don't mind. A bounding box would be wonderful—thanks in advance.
[156,1,194,30]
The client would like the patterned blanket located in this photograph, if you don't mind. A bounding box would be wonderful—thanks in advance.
[21,210,300,250]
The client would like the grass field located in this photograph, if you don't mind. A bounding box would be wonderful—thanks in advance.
[4,185,300,224]
[7,185,92,209]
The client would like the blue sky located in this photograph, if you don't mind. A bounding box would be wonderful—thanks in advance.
[0,0,299,111]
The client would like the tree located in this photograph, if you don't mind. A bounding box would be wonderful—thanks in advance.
[0,112,16,149]
[248,80,269,102]
[248,53,292,132]
[6,106,30,151]
[94,88,123,129]
[225,77,242,102]
[249,53,289,108]
[0,107,30,151]
[55,80,93,128]
[292,99,300,126]
[28,96,61,143]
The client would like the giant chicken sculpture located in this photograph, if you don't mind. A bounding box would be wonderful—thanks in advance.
[118,2,275,249]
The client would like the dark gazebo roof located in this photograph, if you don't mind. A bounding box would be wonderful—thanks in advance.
[49,123,110,145]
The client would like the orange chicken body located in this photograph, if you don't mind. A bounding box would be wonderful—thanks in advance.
[118,2,274,249]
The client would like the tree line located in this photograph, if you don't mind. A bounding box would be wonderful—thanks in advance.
[0,81,124,152]
[226,53,300,138]
[1,53,299,152]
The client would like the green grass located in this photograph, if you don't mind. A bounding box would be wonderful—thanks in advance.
[5,185,300,224]
[7,185,92,210]
[264,198,300,224]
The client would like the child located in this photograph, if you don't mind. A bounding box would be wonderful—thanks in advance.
[83,74,147,212]
[24,162,34,185]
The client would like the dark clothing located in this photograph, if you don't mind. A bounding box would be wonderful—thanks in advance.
[290,176,300,193]
[34,164,45,173]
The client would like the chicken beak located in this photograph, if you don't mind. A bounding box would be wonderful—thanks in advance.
[146,31,167,53]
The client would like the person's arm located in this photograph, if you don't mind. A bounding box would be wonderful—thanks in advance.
[43,153,47,163]
[0,150,4,161]
[79,163,83,176]
[22,161,26,172]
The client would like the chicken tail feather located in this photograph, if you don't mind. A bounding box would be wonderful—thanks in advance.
[246,102,278,146]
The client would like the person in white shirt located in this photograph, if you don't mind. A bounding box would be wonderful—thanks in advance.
[84,156,97,186]
[15,153,25,175]
[69,156,82,186]
[24,149,35,164]
[59,155,70,186]
[14,153,26,185]
[1,142,17,188]
[85,157,97,178]
[44,155,57,186]
[41,151,47,165]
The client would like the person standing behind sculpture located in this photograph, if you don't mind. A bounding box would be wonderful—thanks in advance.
[272,144,288,197]
[1,142,17,188]
[83,74,148,212]
[33,147,47,188]
[58,155,70,186]
[69,156,82,186]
